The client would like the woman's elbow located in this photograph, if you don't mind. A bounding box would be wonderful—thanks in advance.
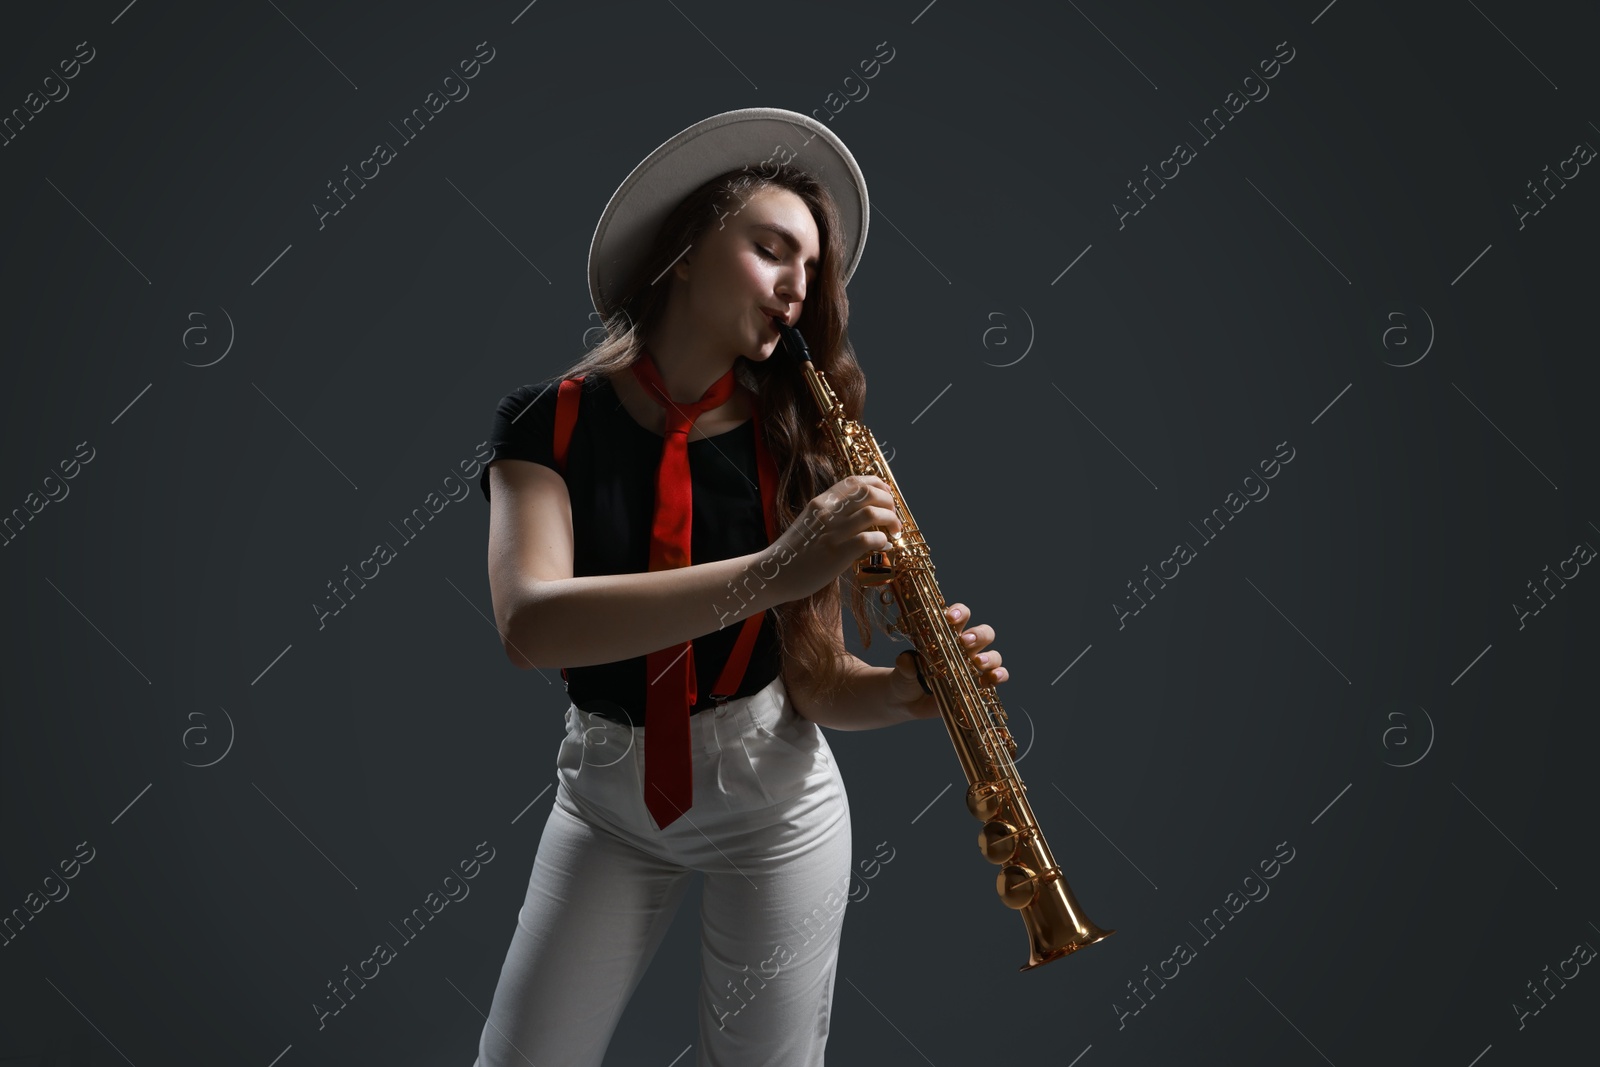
[496,597,546,670]
[502,640,540,670]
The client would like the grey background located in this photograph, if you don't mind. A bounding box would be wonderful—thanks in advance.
[2,0,1596,1064]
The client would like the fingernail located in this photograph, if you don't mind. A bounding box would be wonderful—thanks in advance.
[961,633,976,645]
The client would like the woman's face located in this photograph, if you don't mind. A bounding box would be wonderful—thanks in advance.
[674,185,821,362]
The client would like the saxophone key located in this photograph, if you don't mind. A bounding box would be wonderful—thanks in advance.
[966,781,1004,821]
[980,819,1022,864]
[997,863,1040,909]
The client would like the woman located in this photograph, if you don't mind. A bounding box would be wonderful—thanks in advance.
[473,108,1008,1066]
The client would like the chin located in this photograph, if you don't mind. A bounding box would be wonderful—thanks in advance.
[744,334,776,361]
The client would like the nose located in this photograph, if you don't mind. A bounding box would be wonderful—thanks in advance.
[777,265,806,307]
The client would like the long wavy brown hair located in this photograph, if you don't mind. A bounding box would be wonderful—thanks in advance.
[548,162,888,707]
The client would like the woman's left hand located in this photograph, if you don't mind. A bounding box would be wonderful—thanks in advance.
[890,602,1008,721]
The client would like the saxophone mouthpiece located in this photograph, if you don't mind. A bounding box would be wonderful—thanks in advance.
[772,316,811,363]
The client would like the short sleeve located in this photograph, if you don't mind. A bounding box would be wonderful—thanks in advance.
[478,381,565,503]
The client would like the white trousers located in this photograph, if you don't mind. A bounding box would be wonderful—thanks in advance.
[473,674,853,1067]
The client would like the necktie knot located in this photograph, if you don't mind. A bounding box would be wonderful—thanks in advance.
[632,350,739,433]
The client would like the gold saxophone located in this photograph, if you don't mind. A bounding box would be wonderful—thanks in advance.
[775,319,1115,970]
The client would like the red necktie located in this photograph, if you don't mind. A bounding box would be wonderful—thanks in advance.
[632,347,740,830]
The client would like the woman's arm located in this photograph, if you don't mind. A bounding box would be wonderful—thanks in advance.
[785,602,1009,730]
[502,555,793,670]
[782,596,919,731]
[487,457,794,670]
[786,657,919,731]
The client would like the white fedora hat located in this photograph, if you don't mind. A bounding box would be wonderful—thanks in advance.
[587,107,870,320]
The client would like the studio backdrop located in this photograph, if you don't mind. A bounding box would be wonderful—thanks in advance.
[1,1,1596,1065]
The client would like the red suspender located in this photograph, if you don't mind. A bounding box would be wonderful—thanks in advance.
[708,397,779,702]
[550,375,778,705]
[553,378,584,474]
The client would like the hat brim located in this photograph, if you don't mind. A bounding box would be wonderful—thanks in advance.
[587,107,869,321]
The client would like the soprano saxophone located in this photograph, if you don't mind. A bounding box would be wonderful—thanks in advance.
[774,319,1114,970]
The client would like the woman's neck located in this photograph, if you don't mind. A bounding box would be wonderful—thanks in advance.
[638,342,738,404]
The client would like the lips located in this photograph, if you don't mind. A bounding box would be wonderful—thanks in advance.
[761,308,789,328]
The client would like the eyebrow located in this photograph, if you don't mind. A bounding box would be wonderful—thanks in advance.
[749,222,819,270]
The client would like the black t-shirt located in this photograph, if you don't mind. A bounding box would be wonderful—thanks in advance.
[479,372,782,725]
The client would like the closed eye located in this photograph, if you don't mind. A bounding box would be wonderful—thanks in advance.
[754,243,778,261]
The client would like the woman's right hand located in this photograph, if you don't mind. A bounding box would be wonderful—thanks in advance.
[765,474,903,601]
